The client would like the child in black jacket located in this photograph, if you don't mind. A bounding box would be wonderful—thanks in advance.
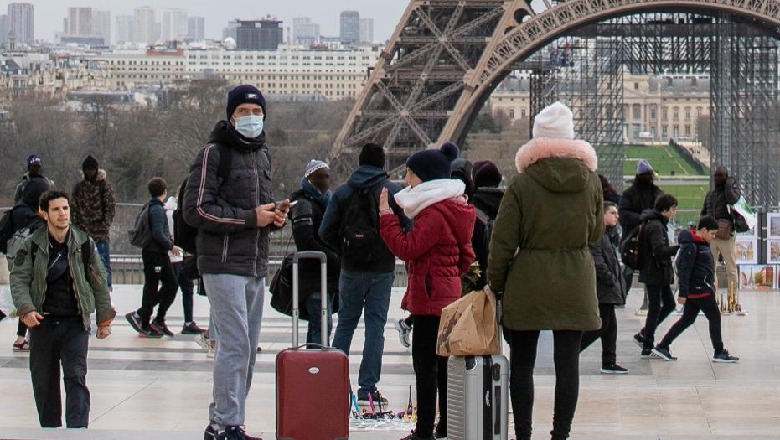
[651,215,739,362]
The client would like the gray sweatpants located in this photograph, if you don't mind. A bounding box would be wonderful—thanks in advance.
[203,273,265,429]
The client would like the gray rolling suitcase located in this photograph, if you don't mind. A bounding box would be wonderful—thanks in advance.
[447,354,509,440]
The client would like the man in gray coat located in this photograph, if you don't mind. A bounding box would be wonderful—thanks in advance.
[183,85,288,440]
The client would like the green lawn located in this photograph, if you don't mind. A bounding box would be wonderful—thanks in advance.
[623,145,704,176]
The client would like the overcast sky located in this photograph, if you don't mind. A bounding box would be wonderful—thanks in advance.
[23,1,409,42]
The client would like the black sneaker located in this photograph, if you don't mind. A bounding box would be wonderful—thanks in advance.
[399,431,435,440]
[600,364,629,374]
[125,311,144,334]
[434,422,447,438]
[140,324,164,339]
[216,426,262,440]
[633,331,646,348]
[151,319,174,337]
[204,424,217,440]
[182,321,206,334]
[712,349,740,363]
[358,389,389,410]
[652,346,677,361]
[640,348,653,358]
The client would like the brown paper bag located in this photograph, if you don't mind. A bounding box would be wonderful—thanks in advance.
[436,289,500,356]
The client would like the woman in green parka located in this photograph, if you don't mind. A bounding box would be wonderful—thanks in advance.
[487,102,603,440]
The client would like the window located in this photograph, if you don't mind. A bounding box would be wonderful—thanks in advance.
[634,82,639,90]
[684,107,691,121]
[673,125,679,137]
[632,104,641,120]
[685,125,691,136]
[650,107,656,120]
[521,109,527,118]
[673,107,679,120]
[662,125,668,138]
[509,109,516,119]
[662,107,668,121]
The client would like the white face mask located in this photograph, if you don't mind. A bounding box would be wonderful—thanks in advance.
[234,115,264,138]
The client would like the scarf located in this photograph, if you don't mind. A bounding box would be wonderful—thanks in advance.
[301,177,331,207]
[393,179,466,219]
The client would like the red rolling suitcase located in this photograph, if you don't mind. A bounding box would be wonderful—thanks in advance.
[276,251,350,440]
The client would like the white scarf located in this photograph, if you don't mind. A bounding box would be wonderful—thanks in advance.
[394,179,466,219]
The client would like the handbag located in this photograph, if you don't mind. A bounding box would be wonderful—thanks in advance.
[715,218,733,240]
[269,253,298,317]
[436,288,500,356]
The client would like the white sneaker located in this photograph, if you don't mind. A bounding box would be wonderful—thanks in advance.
[394,318,412,348]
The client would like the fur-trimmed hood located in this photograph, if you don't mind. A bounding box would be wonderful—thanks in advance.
[515,138,597,173]
[515,138,598,194]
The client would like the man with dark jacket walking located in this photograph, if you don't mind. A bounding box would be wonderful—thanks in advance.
[319,142,409,408]
[652,215,739,363]
[635,194,680,357]
[290,159,340,345]
[184,85,287,440]
[10,189,114,428]
[13,155,54,204]
[72,155,117,290]
[701,166,740,291]
[126,178,182,338]
[619,160,663,303]
[580,201,628,374]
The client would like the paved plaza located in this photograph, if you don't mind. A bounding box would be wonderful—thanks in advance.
[0,283,779,439]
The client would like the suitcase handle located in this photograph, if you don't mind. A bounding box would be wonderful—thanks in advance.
[291,251,329,348]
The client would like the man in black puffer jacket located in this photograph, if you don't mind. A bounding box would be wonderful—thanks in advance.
[471,160,504,290]
[635,194,680,357]
[651,216,739,362]
[183,85,287,440]
[289,160,340,345]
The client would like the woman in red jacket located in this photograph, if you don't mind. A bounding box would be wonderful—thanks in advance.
[379,142,476,440]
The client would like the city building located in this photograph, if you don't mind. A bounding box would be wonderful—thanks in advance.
[0,15,8,45]
[235,18,283,50]
[187,16,205,41]
[222,20,238,41]
[66,7,92,37]
[8,3,34,46]
[293,17,320,47]
[488,71,710,144]
[359,18,374,44]
[133,6,156,45]
[339,11,360,44]
[183,45,379,99]
[162,9,188,42]
[116,15,134,44]
[93,10,111,46]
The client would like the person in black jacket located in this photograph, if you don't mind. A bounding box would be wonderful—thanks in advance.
[290,160,340,345]
[634,194,680,357]
[652,216,739,362]
[183,85,286,440]
[126,178,182,338]
[580,202,628,374]
[471,160,504,290]
[618,160,664,302]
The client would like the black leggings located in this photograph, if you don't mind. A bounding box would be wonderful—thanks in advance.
[411,315,447,438]
[580,303,618,366]
[508,329,582,440]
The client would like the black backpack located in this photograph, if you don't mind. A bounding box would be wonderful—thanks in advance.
[340,185,381,264]
[173,144,232,254]
[621,223,645,270]
[128,203,152,248]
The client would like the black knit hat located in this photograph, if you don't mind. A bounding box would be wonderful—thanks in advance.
[473,160,502,188]
[82,155,99,171]
[359,142,386,168]
[406,142,459,182]
[226,84,267,121]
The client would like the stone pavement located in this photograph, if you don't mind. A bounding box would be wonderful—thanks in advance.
[1,283,779,439]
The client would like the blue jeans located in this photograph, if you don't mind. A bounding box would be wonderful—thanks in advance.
[95,240,111,289]
[172,261,196,323]
[332,269,394,396]
[305,292,333,346]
